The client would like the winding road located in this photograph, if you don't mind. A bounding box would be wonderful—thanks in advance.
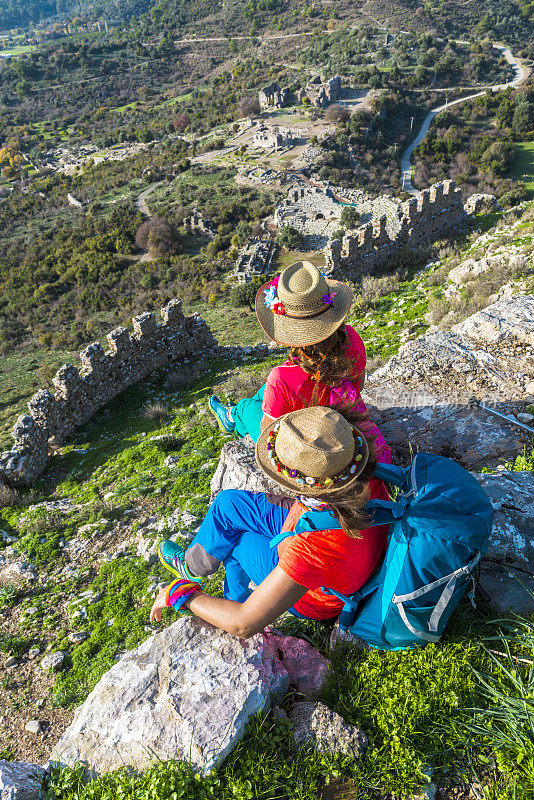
[400,45,528,194]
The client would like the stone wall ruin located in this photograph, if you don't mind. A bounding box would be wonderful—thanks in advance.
[0,300,218,486]
[324,180,466,277]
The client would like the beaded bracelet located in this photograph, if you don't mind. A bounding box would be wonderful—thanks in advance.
[165,578,202,612]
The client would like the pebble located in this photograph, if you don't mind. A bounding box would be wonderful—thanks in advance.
[6,656,17,667]
[25,719,42,734]
[35,698,46,709]
[28,648,40,659]
[68,631,89,645]
[40,651,65,672]
[517,412,534,422]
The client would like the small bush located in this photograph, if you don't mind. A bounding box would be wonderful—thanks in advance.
[143,402,168,426]
[0,481,20,509]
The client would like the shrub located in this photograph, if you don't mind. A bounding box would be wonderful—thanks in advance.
[230,278,265,308]
[277,225,305,250]
[143,402,168,427]
[0,481,20,509]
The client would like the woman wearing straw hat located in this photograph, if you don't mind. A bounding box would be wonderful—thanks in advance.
[151,406,391,636]
[208,261,390,463]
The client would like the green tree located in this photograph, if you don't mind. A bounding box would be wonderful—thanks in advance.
[277,225,304,250]
[340,206,361,229]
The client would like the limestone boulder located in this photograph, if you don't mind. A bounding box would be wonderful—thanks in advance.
[210,436,290,500]
[369,295,534,402]
[268,633,330,698]
[364,383,528,471]
[289,702,367,758]
[50,616,290,776]
[453,295,534,347]
[0,760,44,800]
[474,470,534,614]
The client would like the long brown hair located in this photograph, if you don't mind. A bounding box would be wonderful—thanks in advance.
[325,407,378,539]
[290,324,361,404]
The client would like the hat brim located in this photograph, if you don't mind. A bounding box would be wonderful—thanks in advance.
[255,412,370,499]
[255,278,353,347]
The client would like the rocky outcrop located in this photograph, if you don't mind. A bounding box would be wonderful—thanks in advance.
[447,253,527,285]
[210,437,286,501]
[50,618,335,776]
[0,760,44,800]
[476,470,534,613]
[289,702,367,758]
[369,294,534,404]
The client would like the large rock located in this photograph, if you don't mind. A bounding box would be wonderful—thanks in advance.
[0,760,44,800]
[289,702,367,758]
[453,295,534,347]
[50,617,292,775]
[210,436,290,500]
[370,294,534,402]
[447,253,526,285]
[475,470,534,614]
[364,383,528,471]
[269,633,330,698]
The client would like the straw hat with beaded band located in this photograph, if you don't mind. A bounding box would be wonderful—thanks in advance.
[255,261,353,347]
[255,406,370,499]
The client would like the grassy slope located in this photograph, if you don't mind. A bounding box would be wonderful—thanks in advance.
[1,206,534,798]
[509,142,534,197]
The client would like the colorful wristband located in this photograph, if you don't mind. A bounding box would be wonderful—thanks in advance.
[165,578,201,612]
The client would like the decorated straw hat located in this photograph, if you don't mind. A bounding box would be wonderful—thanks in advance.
[255,406,369,498]
[255,261,353,347]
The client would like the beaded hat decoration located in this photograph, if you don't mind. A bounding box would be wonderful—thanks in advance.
[255,406,370,498]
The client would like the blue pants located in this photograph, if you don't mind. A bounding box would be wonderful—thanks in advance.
[232,385,265,443]
[185,490,290,603]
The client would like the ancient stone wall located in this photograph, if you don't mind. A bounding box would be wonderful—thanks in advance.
[324,180,467,277]
[0,300,218,486]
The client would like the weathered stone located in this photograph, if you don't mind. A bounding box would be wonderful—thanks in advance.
[475,470,534,614]
[40,652,65,672]
[210,436,291,501]
[289,702,367,758]
[68,631,89,645]
[50,617,290,776]
[5,656,17,667]
[364,384,527,471]
[0,760,44,800]
[24,720,42,735]
[453,295,534,347]
[267,633,330,699]
[0,557,37,585]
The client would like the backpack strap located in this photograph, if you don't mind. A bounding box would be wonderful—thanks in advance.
[364,498,408,527]
[392,551,483,640]
[373,463,407,487]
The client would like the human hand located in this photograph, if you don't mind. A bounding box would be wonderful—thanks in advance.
[150,586,168,623]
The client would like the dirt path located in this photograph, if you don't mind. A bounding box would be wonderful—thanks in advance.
[136,181,164,217]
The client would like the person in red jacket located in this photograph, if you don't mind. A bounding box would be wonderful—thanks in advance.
[151,406,390,637]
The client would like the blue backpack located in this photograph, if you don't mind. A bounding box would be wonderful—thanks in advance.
[323,452,494,650]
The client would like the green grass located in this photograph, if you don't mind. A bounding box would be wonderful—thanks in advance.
[2,345,534,798]
[509,142,534,198]
[0,45,37,56]
[0,346,79,450]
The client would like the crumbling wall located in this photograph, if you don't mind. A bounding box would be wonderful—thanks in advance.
[324,180,467,277]
[0,300,218,486]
